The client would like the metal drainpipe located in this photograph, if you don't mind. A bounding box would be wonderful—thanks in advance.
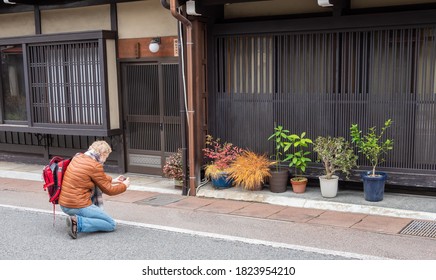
[177,19,188,196]
[169,0,196,196]
[161,0,188,195]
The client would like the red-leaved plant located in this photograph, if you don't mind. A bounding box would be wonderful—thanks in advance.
[203,135,243,179]
[163,149,184,181]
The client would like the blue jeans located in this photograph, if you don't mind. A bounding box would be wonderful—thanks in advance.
[60,204,116,233]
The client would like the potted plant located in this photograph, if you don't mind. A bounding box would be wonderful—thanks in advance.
[203,135,243,189]
[284,132,313,193]
[267,124,292,193]
[227,150,273,191]
[313,136,358,198]
[350,119,394,202]
[163,149,185,189]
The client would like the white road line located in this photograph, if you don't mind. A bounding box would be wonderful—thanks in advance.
[0,203,387,260]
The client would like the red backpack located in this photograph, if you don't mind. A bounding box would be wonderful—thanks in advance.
[42,156,71,224]
[43,156,71,205]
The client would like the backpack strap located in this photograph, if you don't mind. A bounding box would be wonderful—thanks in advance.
[50,158,71,204]
[52,204,56,227]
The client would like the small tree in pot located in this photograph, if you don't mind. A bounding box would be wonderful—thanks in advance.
[313,136,357,197]
[284,132,313,193]
[267,124,292,193]
[350,119,394,201]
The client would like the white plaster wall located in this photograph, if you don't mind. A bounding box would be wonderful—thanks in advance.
[41,5,111,34]
[0,12,34,38]
[117,0,177,39]
[106,40,120,130]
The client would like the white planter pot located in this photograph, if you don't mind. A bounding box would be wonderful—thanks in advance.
[319,175,339,198]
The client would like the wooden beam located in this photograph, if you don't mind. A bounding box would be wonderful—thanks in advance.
[110,2,117,32]
[34,5,41,34]
[0,30,116,45]
[212,9,436,35]
[0,0,142,13]
[199,0,269,6]
[332,0,350,17]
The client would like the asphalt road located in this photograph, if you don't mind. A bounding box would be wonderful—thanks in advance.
[1,189,435,280]
[0,206,350,260]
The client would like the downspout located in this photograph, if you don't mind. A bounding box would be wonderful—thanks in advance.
[169,0,196,196]
[177,14,188,195]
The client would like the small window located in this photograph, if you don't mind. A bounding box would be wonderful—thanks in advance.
[0,45,27,122]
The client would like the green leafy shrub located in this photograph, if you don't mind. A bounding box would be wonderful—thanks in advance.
[313,136,357,179]
[350,119,394,176]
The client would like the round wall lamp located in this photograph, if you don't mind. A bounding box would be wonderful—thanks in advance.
[149,37,161,53]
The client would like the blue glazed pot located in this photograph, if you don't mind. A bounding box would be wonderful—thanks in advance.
[361,171,387,202]
[211,172,233,189]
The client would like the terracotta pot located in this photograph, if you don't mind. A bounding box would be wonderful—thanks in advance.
[290,177,307,193]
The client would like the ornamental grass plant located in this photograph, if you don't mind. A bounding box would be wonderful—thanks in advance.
[227,150,274,191]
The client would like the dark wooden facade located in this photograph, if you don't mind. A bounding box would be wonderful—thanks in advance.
[201,1,436,191]
[1,0,436,192]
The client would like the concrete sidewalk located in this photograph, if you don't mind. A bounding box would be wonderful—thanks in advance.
[0,160,435,224]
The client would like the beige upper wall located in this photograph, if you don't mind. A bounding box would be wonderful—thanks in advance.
[117,0,177,39]
[225,0,436,18]
[106,40,120,130]
[41,5,111,34]
[0,1,175,38]
[0,12,34,38]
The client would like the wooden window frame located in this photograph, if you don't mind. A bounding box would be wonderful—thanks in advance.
[0,30,120,136]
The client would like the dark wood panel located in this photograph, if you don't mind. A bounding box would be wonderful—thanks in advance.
[118,37,178,59]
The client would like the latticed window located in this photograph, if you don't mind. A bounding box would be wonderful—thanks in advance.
[213,26,436,171]
[28,41,102,126]
[0,31,118,136]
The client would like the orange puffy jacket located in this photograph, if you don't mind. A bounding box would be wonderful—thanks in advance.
[59,153,127,208]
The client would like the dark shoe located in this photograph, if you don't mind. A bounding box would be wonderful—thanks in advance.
[66,216,78,239]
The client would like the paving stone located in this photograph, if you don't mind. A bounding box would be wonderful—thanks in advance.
[106,190,159,203]
[268,206,325,223]
[231,202,287,218]
[134,194,185,206]
[197,199,253,214]
[166,196,216,210]
[308,210,367,228]
[352,215,413,234]
[0,178,41,192]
